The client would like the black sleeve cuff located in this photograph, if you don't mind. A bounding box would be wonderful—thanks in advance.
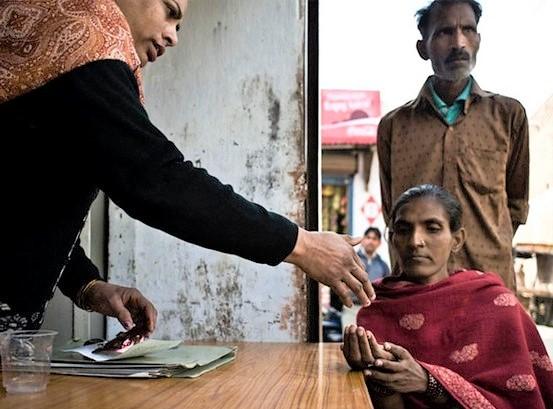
[57,242,103,301]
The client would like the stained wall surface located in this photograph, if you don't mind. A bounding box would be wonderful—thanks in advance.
[108,0,308,342]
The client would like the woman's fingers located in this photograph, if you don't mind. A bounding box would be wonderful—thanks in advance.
[367,331,382,357]
[363,369,397,383]
[112,298,135,330]
[343,235,376,304]
[367,331,395,361]
[373,358,403,373]
[284,230,376,307]
[140,300,157,335]
[331,280,354,308]
[342,325,351,356]
[357,327,375,365]
[347,325,362,361]
[384,342,411,361]
[334,268,374,308]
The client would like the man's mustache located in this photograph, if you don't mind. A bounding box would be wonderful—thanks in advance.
[446,51,470,63]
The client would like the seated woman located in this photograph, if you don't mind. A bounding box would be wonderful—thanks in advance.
[342,184,553,409]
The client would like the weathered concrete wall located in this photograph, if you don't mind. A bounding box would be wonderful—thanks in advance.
[108,0,307,342]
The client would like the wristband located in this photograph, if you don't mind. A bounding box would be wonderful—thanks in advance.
[75,279,101,311]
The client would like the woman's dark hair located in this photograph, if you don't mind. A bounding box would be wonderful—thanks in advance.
[389,184,463,232]
[416,0,482,39]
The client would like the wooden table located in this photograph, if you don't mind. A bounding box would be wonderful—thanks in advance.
[0,342,373,409]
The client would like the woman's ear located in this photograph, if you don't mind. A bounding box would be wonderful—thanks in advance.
[416,40,429,60]
[451,227,466,254]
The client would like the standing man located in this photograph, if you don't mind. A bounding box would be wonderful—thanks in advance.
[357,227,390,282]
[377,0,529,290]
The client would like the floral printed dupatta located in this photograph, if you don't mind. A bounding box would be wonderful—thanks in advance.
[0,0,143,103]
[357,270,553,409]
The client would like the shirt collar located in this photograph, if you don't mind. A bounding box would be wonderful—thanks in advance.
[409,76,495,111]
[429,76,472,109]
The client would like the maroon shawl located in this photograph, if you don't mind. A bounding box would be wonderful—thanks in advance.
[357,270,553,409]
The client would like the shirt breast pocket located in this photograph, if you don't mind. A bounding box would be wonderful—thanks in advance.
[458,146,507,195]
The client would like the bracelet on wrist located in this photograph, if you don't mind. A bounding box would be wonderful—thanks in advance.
[75,279,101,312]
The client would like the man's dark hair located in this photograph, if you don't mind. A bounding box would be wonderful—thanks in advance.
[416,0,482,39]
[364,227,382,240]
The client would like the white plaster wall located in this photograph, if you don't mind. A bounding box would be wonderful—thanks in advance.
[108,0,307,342]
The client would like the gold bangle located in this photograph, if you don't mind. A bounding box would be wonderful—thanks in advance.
[76,279,101,312]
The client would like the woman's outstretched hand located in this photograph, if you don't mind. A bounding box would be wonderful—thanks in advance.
[285,228,375,308]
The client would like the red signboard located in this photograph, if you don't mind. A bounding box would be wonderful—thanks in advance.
[321,90,381,146]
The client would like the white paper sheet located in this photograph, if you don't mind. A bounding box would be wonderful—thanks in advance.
[63,339,182,362]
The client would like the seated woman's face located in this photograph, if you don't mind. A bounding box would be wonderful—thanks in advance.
[391,197,464,284]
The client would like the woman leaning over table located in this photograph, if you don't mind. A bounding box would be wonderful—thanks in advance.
[0,0,374,336]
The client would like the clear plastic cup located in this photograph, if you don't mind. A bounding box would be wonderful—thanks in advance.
[0,330,57,394]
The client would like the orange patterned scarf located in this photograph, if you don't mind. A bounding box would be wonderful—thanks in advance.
[0,0,143,104]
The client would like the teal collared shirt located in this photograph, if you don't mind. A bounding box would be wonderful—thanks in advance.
[429,77,473,125]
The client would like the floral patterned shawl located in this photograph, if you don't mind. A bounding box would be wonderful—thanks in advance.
[358,270,553,409]
[0,0,143,104]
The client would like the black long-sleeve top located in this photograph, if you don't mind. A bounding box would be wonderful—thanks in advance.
[0,60,297,330]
